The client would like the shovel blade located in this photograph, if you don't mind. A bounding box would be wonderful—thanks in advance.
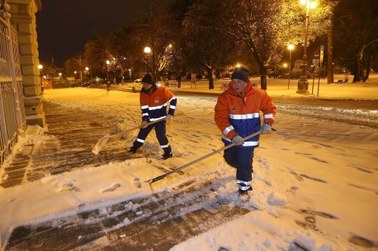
[92,134,111,155]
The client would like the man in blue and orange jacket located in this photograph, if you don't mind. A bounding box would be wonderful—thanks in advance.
[214,67,276,195]
[128,74,177,159]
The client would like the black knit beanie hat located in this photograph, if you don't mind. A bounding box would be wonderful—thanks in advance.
[141,74,155,85]
[231,67,250,83]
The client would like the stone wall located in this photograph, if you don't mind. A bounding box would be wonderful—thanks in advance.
[8,0,44,126]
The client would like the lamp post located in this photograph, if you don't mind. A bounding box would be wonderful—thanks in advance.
[297,0,317,93]
[106,60,110,83]
[38,64,43,93]
[287,44,294,89]
[85,66,91,83]
[144,46,152,74]
[84,66,89,83]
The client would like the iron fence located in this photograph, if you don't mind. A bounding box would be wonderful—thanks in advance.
[0,4,26,167]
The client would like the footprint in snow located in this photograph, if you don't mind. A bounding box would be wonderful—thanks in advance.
[300,174,327,183]
[349,235,378,248]
[299,208,338,220]
[99,183,121,193]
[55,179,80,192]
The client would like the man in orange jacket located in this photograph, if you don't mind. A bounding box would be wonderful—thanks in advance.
[214,67,276,195]
[128,74,177,159]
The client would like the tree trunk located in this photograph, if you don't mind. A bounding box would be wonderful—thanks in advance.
[353,56,363,82]
[363,53,372,82]
[353,46,365,82]
[327,25,334,84]
[207,68,214,89]
[177,74,182,88]
[260,65,267,90]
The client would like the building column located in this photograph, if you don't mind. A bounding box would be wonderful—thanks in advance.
[8,0,45,127]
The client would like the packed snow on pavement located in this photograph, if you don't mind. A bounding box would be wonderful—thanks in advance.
[0,86,377,250]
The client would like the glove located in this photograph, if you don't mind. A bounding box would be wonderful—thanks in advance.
[166,114,173,120]
[261,123,272,134]
[232,135,244,146]
[141,120,149,128]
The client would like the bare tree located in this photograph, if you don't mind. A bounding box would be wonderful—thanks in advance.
[221,0,335,90]
[333,0,378,82]
[182,0,238,89]
[220,0,284,90]
[134,1,177,80]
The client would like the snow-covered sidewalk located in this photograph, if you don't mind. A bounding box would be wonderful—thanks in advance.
[0,83,377,250]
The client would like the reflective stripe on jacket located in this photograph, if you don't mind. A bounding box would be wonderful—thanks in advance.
[140,85,177,121]
[214,82,276,147]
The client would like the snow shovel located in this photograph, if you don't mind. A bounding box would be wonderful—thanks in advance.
[146,130,262,184]
[92,118,166,155]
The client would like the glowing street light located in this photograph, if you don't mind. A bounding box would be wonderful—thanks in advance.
[297,0,317,93]
[144,46,152,73]
[84,67,91,82]
[144,46,151,54]
[106,60,111,83]
[38,64,43,93]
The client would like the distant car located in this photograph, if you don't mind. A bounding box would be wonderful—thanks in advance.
[125,78,143,92]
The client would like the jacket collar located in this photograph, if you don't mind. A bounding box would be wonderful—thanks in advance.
[141,84,158,95]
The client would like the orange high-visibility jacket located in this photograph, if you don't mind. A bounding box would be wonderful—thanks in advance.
[214,82,276,147]
[140,85,177,122]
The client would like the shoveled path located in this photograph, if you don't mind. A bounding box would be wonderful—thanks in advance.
[1,102,126,188]
[2,100,255,251]
[5,178,254,251]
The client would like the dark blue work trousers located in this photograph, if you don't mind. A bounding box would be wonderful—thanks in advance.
[223,142,255,182]
[131,121,171,154]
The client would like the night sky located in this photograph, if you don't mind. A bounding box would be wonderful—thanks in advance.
[36,0,173,67]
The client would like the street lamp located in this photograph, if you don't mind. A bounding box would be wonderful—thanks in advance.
[38,64,43,93]
[297,0,317,93]
[85,66,90,83]
[287,44,295,89]
[106,60,110,83]
[144,46,152,73]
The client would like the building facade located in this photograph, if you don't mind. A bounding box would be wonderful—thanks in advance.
[8,0,44,126]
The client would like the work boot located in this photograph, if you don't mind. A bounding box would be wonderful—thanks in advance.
[238,186,252,201]
[161,152,172,160]
[127,147,137,155]
[238,185,252,195]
